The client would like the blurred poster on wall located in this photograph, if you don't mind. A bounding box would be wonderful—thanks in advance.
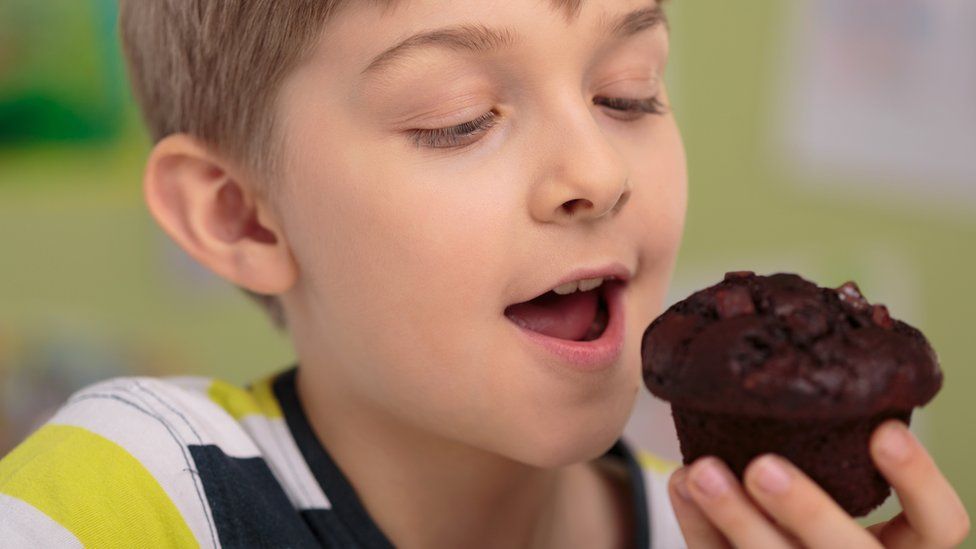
[772,0,976,205]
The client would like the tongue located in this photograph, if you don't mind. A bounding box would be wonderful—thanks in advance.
[505,290,599,340]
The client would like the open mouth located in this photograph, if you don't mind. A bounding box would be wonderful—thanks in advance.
[503,281,616,342]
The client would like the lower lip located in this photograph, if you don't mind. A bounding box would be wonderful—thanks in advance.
[507,281,627,373]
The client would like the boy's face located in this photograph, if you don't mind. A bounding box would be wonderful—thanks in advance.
[275,0,686,466]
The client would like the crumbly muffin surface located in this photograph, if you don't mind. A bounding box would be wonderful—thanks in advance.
[641,272,942,419]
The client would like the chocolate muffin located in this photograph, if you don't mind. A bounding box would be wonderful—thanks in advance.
[641,271,942,516]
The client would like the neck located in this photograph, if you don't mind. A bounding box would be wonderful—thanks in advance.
[294,364,625,549]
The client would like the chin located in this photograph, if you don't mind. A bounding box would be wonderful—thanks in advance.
[498,406,633,469]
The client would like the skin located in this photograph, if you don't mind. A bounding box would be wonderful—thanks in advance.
[140,0,968,546]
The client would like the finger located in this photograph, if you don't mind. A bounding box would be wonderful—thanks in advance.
[685,456,796,548]
[870,420,971,548]
[867,521,887,538]
[869,514,928,549]
[668,467,732,548]
[742,454,881,549]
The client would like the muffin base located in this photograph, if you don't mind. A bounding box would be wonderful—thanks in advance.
[671,405,911,516]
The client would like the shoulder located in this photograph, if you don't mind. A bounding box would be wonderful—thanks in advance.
[0,375,253,548]
[633,448,687,549]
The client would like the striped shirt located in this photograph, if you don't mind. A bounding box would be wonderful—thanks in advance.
[0,366,685,548]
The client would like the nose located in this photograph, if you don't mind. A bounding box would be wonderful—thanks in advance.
[528,97,631,224]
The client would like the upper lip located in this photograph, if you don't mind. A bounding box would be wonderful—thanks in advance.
[508,261,633,305]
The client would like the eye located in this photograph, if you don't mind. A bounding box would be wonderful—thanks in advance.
[408,110,499,150]
[406,95,666,150]
[595,95,668,121]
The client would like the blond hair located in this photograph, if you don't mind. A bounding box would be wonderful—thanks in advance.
[118,0,586,330]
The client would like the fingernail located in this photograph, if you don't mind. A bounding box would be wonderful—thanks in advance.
[754,455,791,494]
[690,459,729,499]
[672,469,693,501]
[879,422,912,463]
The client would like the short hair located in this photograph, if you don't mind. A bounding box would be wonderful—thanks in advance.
[117,0,588,331]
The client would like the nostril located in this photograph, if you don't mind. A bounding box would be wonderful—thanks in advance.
[561,198,592,215]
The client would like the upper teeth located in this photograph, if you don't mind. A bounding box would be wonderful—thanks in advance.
[553,277,606,295]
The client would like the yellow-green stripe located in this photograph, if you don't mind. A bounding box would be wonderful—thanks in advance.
[637,450,680,475]
[0,424,198,548]
[250,375,284,418]
[207,377,283,420]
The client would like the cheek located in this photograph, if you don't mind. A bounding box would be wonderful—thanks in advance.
[281,146,534,441]
[282,137,517,365]
[624,117,688,323]
[637,155,687,267]
[627,120,686,255]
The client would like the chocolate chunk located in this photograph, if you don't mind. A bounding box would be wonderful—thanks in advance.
[809,368,845,394]
[724,271,755,280]
[785,308,829,343]
[715,286,755,318]
[871,304,893,329]
[836,281,869,311]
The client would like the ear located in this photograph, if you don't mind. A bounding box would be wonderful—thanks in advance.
[143,134,297,295]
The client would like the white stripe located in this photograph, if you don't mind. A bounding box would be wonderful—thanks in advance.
[0,494,84,549]
[132,378,263,458]
[644,468,686,549]
[240,415,331,510]
[77,377,263,458]
[51,381,219,549]
[166,375,213,395]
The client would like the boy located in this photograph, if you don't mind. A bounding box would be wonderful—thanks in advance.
[0,0,968,547]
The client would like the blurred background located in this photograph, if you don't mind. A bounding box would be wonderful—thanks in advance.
[0,0,973,540]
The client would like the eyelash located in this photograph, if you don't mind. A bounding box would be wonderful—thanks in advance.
[408,95,668,150]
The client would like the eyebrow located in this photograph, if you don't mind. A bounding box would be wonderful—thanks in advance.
[360,4,667,78]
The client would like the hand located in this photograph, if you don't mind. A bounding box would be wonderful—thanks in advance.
[667,420,970,548]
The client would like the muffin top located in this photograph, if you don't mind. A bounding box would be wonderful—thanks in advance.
[641,272,942,419]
